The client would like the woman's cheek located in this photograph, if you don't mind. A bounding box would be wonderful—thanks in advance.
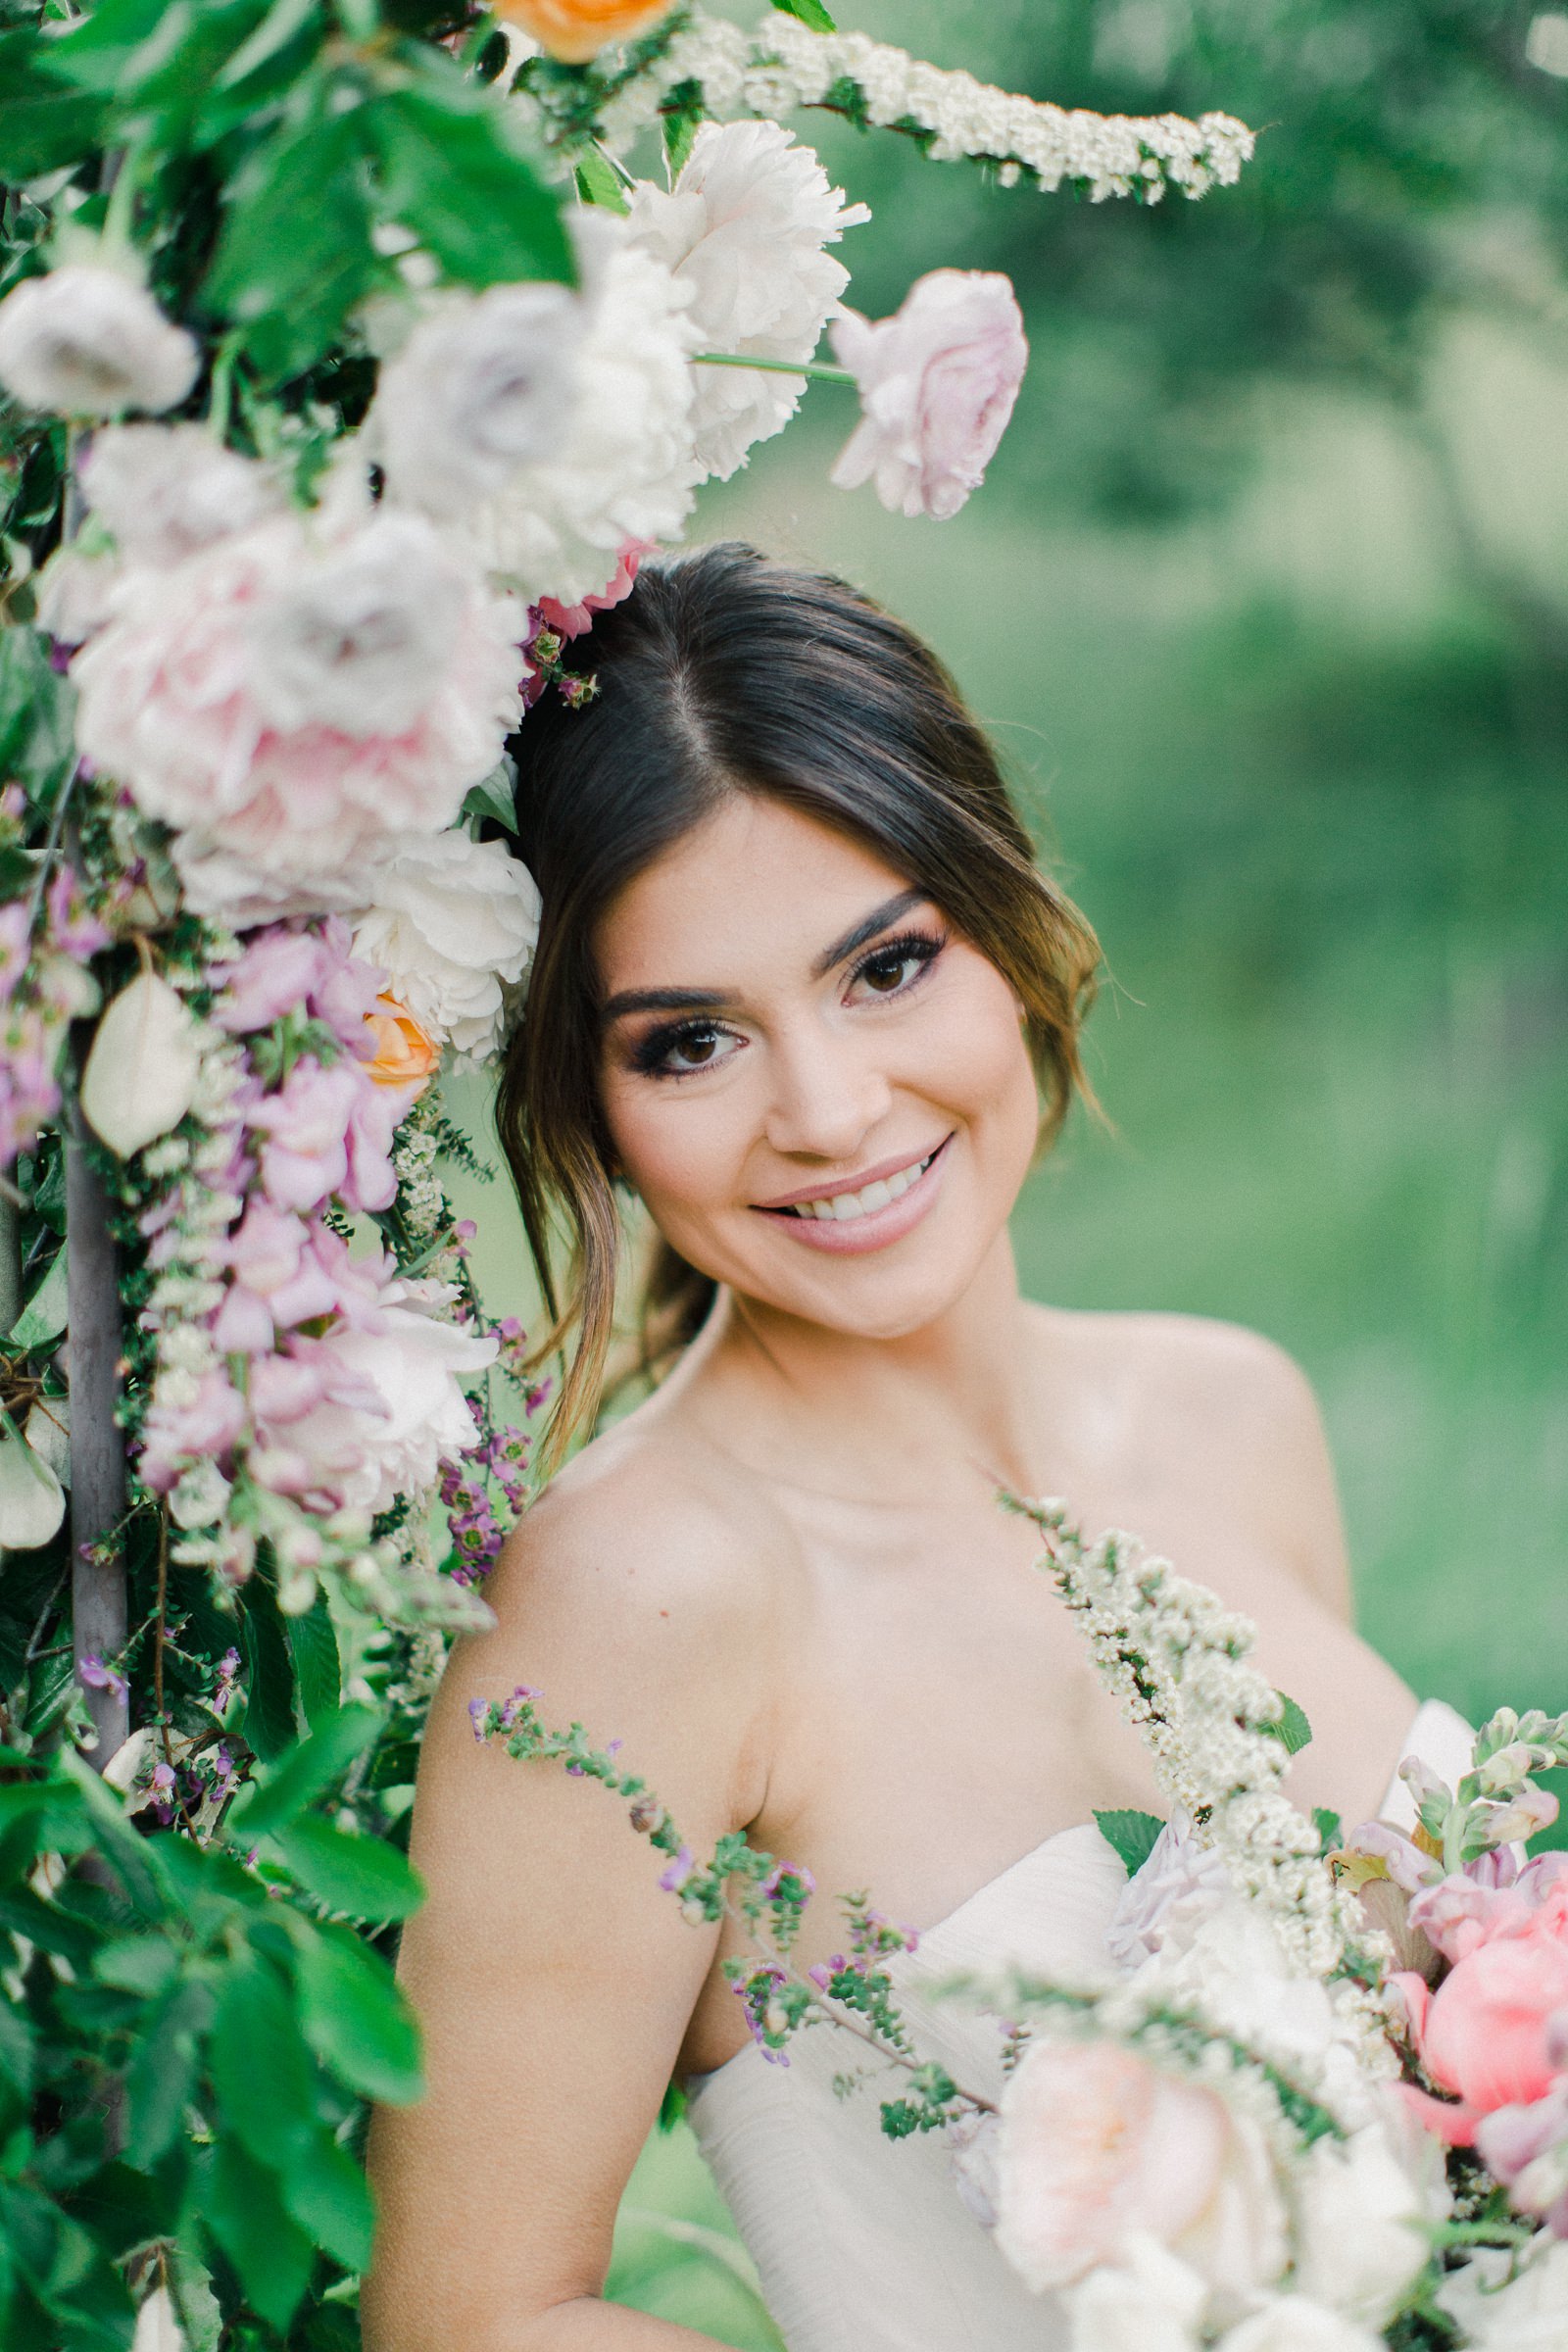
[604,1076,748,1228]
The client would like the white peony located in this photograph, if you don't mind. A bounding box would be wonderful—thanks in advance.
[349,829,540,1058]
[457,220,701,606]
[1215,2299,1384,2352]
[0,264,199,418]
[1436,2239,1568,2349]
[830,267,1028,520]
[369,282,587,517]
[1063,2234,1206,2352]
[1291,2126,1430,2326]
[73,508,525,888]
[79,422,280,570]
[284,1281,496,1516]
[626,119,868,482]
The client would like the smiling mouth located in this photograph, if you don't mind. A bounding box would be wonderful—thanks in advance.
[760,1140,949,1224]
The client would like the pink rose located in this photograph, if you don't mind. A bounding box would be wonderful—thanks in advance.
[994,2036,1285,2302]
[829,270,1027,520]
[1394,1858,1568,2143]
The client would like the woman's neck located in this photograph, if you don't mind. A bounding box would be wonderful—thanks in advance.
[682,1230,1042,1502]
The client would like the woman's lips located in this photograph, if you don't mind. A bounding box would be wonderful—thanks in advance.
[752,1135,954,1255]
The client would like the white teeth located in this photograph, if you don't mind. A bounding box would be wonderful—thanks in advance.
[788,1149,935,1221]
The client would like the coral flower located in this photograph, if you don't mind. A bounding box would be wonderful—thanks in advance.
[1394,1857,1568,2144]
[491,0,674,64]
[364,995,441,1093]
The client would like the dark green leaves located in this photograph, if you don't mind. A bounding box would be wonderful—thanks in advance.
[293,1921,422,2104]
[286,1594,342,1731]
[203,87,379,385]
[0,33,109,180]
[0,626,77,815]
[369,78,574,290]
[200,2135,318,2333]
[273,1815,424,1922]
[224,1702,382,1840]
[1094,1807,1166,1876]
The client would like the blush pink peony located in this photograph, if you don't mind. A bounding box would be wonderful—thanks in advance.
[1393,1855,1568,2144]
[71,509,525,890]
[829,269,1028,520]
[993,2036,1286,2304]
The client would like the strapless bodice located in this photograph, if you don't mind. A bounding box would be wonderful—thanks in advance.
[684,1698,1477,2352]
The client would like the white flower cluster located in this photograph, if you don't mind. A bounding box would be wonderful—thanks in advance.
[1021,1502,1370,1993]
[585,10,1255,204]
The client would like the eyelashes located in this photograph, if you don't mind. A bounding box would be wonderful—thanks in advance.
[624,926,949,1082]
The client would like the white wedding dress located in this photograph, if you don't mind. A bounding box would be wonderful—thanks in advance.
[685,1698,1476,2352]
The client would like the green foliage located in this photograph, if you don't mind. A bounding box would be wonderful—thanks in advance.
[0,1715,424,2346]
[771,0,838,31]
[1093,1806,1166,1875]
[1263,1693,1315,1756]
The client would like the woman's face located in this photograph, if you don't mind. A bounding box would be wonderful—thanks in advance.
[595,796,1041,1340]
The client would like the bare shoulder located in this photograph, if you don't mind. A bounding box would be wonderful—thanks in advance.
[424,1396,798,1829]
[1027,1303,1351,1613]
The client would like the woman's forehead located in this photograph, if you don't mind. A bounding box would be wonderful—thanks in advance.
[595,798,918,994]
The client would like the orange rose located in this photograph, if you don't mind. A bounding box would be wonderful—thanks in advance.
[364,996,441,1093]
[492,0,675,64]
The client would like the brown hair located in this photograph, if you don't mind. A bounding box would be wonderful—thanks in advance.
[498,543,1099,1466]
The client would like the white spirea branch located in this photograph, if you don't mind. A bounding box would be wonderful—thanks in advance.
[1010,1499,1391,2068]
[564,11,1254,204]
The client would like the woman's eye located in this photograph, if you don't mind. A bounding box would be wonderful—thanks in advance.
[635,1022,742,1077]
[852,934,944,999]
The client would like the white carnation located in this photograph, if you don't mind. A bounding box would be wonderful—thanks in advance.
[80,422,280,569]
[626,119,867,481]
[295,1281,497,1515]
[349,830,540,1057]
[369,281,587,517]
[457,220,701,606]
[0,265,198,418]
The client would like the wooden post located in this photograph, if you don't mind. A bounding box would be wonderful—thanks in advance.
[0,1194,18,1340]
[66,1131,127,1762]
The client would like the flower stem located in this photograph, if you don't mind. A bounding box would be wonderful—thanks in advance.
[694,351,855,385]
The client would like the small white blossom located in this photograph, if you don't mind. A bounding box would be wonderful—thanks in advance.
[0,264,199,418]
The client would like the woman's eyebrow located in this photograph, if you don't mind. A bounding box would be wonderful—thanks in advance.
[601,889,928,1023]
[812,887,926,976]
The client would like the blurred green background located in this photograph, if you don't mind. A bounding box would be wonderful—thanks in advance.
[459,3,1568,2333]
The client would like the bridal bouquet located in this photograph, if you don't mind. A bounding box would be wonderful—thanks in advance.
[476,1495,1568,2349]
[0,3,1258,2343]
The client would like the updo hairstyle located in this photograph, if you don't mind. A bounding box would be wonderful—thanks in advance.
[498,542,1099,1465]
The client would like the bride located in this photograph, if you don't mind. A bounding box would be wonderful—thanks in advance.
[362,542,1430,2349]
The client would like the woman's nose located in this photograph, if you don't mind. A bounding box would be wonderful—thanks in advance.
[761,1025,892,1162]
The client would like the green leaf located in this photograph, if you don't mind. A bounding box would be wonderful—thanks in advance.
[9,1250,67,1350]
[281,2127,373,2271]
[771,0,837,29]
[1312,1806,1344,1855]
[574,146,629,216]
[662,95,705,179]
[293,1920,423,2104]
[1093,1807,1166,1876]
[198,2133,316,2334]
[286,1594,340,1730]
[234,1577,299,1762]
[203,85,378,384]
[224,1701,382,1840]
[92,1935,178,1997]
[208,1949,317,2171]
[368,80,573,289]
[124,1977,212,2169]
[193,0,326,147]
[274,1815,424,1922]
[0,2000,33,2099]
[0,627,76,808]
[0,34,108,180]
[1262,1692,1314,1756]
[463,763,516,831]
[56,1749,172,1921]
[365,1737,420,1791]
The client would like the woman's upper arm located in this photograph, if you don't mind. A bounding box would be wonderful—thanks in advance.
[362,1475,771,2350]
